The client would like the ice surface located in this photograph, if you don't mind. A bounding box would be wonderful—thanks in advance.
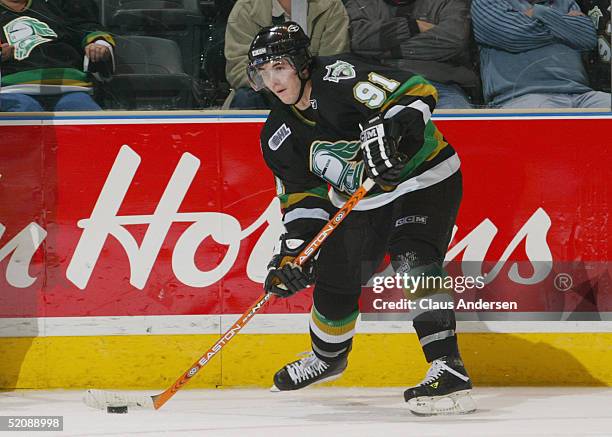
[1,387,611,436]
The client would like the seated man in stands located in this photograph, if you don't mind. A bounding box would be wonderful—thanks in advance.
[578,0,611,93]
[0,0,114,112]
[344,0,478,109]
[224,0,349,109]
[471,0,611,109]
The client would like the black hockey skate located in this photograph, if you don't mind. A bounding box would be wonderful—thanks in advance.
[272,352,347,391]
[404,355,476,415]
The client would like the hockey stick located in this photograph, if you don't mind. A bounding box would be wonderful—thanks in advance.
[84,178,376,411]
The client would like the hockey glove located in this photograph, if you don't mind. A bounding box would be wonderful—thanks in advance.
[360,114,407,187]
[264,232,316,298]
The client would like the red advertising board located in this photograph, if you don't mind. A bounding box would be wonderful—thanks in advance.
[0,114,610,319]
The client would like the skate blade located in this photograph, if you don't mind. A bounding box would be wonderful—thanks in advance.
[407,390,476,416]
[269,372,344,393]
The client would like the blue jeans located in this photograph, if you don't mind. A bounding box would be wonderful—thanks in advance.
[229,87,270,109]
[499,91,612,109]
[429,81,472,109]
[0,92,102,112]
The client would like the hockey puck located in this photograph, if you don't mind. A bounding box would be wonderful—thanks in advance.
[107,405,128,414]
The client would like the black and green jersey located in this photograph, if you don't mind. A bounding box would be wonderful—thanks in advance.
[0,0,114,93]
[260,54,460,239]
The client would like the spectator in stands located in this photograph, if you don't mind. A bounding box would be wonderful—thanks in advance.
[0,0,114,112]
[577,0,611,92]
[471,0,611,109]
[344,0,478,109]
[224,0,350,109]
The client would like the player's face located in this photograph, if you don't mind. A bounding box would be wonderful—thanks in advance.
[257,59,301,104]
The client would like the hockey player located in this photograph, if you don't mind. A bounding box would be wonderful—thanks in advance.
[250,22,476,415]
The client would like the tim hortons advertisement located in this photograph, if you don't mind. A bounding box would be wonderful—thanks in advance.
[0,116,610,320]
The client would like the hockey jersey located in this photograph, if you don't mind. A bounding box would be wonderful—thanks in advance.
[578,0,611,91]
[0,0,114,94]
[260,54,460,238]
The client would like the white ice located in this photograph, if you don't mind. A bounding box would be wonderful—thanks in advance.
[1,387,611,437]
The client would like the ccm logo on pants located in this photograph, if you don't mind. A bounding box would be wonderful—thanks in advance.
[395,215,428,227]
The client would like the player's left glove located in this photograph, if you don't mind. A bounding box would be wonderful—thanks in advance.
[359,114,406,187]
[264,232,316,298]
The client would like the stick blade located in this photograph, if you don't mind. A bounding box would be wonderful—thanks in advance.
[83,389,155,410]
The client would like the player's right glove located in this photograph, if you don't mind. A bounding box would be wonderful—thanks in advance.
[360,114,406,187]
[264,232,316,298]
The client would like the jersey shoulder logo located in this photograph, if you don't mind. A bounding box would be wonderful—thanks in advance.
[3,17,58,61]
[268,123,292,151]
[323,60,356,83]
[587,6,604,28]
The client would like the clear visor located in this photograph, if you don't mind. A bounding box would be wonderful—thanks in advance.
[247,56,297,92]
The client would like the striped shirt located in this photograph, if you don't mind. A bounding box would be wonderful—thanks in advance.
[471,0,597,104]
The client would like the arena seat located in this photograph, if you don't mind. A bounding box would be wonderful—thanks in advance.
[101,35,195,109]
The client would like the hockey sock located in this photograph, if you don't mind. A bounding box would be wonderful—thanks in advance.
[413,309,459,362]
[309,304,358,362]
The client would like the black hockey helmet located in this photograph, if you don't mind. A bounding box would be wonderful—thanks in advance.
[247,22,312,91]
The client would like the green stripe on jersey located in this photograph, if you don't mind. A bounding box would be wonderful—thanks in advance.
[279,185,329,209]
[2,68,90,87]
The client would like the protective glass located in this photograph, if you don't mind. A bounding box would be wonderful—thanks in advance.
[247,56,298,92]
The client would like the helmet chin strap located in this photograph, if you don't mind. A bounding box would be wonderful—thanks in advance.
[291,77,308,106]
